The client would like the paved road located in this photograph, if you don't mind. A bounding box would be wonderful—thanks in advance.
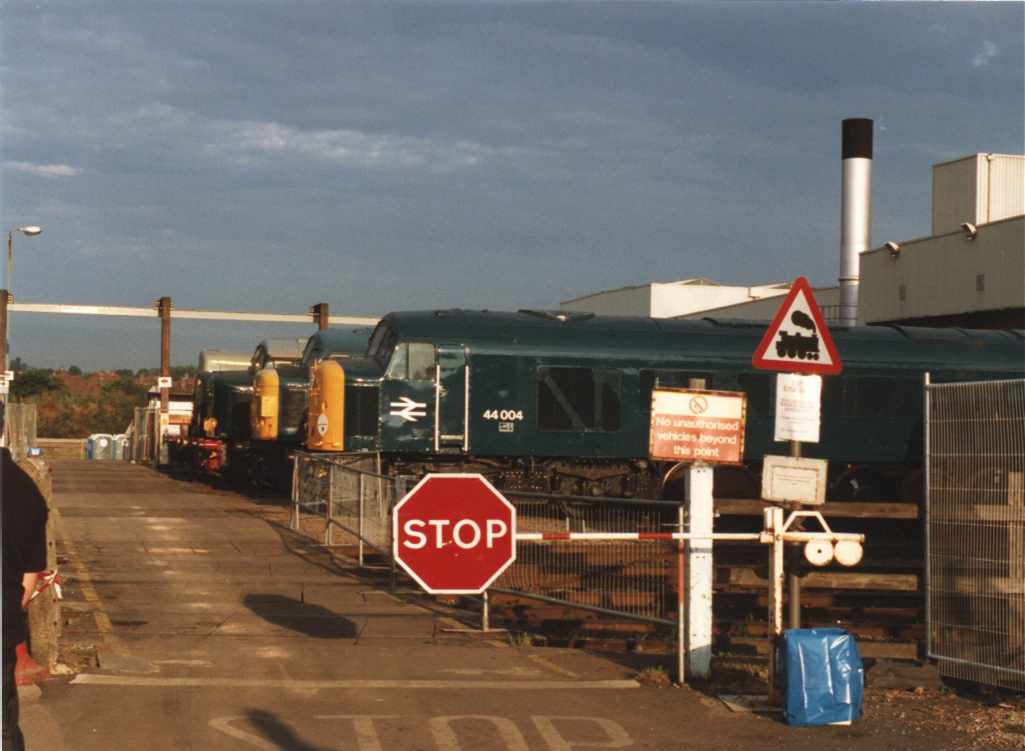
[20,460,965,750]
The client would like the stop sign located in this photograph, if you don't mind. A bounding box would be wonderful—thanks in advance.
[393,474,516,594]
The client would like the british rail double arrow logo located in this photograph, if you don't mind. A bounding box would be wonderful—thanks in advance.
[390,396,428,422]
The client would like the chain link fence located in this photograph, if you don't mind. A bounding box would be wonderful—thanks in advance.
[2,401,37,460]
[927,377,1025,691]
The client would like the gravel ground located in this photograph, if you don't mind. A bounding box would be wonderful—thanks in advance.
[863,687,1025,750]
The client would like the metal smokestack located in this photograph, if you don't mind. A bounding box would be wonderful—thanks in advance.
[840,118,873,327]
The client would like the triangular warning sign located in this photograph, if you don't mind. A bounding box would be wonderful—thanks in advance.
[752,277,843,375]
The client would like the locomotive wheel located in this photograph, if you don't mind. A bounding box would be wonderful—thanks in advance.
[832,466,882,501]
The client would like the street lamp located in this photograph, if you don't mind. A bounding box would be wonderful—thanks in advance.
[2,225,43,377]
[6,226,42,293]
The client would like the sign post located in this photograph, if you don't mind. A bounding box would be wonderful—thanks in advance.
[752,277,844,698]
[649,384,746,680]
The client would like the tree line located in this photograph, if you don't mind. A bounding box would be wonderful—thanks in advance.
[7,362,197,438]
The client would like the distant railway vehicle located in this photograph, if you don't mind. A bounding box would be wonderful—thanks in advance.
[173,329,374,487]
[175,352,254,478]
[304,309,1024,501]
[248,329,373,488]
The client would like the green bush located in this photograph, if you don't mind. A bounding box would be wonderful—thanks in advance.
[11,369,64,399]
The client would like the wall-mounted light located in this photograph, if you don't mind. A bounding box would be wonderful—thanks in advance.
[960,222,978,240]
[884,241,901,258]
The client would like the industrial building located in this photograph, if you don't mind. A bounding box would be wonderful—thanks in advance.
[560,153,1024,329]
[860,153,1024,329]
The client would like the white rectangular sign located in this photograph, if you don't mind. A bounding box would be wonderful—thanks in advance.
[3,371,13,382]
[761,455,828,505]
[157,376,173,389]
[774,373,822,443]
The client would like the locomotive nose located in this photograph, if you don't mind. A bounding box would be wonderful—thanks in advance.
[306,360,345,451]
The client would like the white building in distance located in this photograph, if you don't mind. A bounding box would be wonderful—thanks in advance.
[559,278,792,319]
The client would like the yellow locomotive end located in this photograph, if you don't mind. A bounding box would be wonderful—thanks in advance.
[306,360,345,451]
[251,368,281,440]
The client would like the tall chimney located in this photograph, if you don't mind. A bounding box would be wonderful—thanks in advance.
[840,118,873,327]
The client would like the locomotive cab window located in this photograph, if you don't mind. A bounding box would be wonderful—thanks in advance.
[385,342,436,380]
[368,324,397,369]
[538,367,621,432]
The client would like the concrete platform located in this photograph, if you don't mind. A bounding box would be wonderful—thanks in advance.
[18,460,964,750]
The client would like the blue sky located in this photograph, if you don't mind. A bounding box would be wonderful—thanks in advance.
[1,1,1022,370]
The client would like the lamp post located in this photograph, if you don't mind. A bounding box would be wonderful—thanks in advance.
[2,225,43,379]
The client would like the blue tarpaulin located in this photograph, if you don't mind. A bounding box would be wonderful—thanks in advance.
[783,628,864,726]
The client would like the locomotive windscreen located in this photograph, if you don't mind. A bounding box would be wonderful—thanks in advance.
[345,385,379,437]
[282,384,308,432]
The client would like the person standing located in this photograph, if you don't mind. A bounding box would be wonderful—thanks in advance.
[2,438,49,751]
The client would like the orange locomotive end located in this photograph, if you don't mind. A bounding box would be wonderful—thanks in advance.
[306,360,345,451]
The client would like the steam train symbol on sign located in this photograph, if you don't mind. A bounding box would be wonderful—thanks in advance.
[775,311,820,361]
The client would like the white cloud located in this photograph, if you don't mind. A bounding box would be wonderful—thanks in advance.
[221,120,497,172]
[972,40,998,68]
[3,161,82,178]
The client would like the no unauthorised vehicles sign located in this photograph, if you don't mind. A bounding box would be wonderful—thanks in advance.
[649,388,747,464]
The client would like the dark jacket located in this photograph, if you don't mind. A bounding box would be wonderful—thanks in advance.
[1,448,48,648]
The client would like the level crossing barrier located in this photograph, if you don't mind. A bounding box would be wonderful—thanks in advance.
[926,376,1025,691]
[291,452,686,625]
[290,454,861,651]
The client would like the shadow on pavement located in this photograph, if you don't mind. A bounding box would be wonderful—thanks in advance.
[246,709,332,751]
[242,594,359,639]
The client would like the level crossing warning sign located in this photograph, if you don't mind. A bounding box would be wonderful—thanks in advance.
[752,277,842,375]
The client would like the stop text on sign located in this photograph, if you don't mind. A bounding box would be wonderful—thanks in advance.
[648,388,747,464]
[401,518,509,550]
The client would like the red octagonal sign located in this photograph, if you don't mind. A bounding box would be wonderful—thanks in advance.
[393,474,516,595]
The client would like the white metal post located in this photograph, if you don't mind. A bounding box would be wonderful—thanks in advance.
[358,473,366,567]
[923,371,932,657]
[290,455,299,530]
[767,506,785,702]
[686,464,714,679]
[677,502,686,685]
[326,464,334,546]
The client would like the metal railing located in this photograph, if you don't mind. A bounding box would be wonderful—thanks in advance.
[2,402,37,460]
[291,452,682,626]
[495,491,681,625]
[926,377,1025,691]
[291,452,407,567]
